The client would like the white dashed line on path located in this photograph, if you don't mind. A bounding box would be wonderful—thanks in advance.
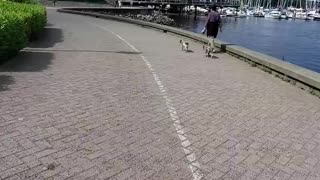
[89,22,203,180]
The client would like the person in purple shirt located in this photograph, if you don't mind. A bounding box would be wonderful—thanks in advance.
[202,5,222,53]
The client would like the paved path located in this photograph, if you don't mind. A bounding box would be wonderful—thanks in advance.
[0,9,320,180]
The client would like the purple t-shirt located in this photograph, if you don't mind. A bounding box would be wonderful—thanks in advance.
[206,11,221,24]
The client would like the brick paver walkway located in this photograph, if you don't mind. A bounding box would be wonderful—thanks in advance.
[0,9,320,180]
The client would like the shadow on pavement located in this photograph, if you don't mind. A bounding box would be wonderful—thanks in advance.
[211,55,219,59]
[29,27,63,48]
[0,26,61,72]
[0,75,14,92]
[0,51,53,72]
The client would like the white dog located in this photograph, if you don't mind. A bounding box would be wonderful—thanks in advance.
[179,40,189,52]
[203,39,216,58]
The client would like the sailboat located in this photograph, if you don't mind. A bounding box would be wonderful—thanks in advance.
[286,6,295,18]
[305,0,320,20]
[264,0,281,18]
[314,7,320,20]
[265,9,282,18]
[226,8,237,16]
[236,0,247,17]
[314,12,320,20]
[281,13,289,19]
[279,0,289,18]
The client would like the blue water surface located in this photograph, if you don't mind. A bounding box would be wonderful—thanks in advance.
[170,15,320,73]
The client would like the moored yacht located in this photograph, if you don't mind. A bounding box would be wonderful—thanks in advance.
[265,10,281,19]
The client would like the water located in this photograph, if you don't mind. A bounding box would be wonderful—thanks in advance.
[169,15,320,73]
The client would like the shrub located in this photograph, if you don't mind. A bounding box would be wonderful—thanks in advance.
[0,1,46,62]
[7,0,39,4]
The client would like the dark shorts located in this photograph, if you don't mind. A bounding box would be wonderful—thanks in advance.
[206,22,219,38]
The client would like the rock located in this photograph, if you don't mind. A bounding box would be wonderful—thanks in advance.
[87,10,176,26]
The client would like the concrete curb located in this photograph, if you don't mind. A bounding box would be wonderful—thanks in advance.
[57,8,320,96]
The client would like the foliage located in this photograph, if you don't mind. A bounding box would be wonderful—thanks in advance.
[7,0,39,4]
[0,1,46,61]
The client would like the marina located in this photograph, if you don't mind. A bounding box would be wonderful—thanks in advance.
[149,0,319,73]
[178,0,320,21]
[170,14,320,72]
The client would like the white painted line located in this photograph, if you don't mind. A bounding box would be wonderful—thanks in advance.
[89,22,203,180]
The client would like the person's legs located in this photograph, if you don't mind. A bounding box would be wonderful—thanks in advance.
[210,24,219,53]
[208,37,216,53]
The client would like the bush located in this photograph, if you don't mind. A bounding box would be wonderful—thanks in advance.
[0,1,46,62]
[7,0,39,4]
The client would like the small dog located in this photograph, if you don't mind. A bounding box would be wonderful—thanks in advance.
[203,41,216,58]
[180,40,189,52]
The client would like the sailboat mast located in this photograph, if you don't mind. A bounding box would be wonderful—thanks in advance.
[283,0,287,8]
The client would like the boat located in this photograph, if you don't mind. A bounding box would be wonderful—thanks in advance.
[304,0,317,20]
[307,10,317,17]
[237,14,247,18]
[295,13,314,20]
[287,11,294,18]
[226,8,236,17]
[305,16,314,20]
[236,10,247,18]
[265,10,281,19]
[294,9,307,19]
[184,6,208,15]
[280,11,289,19]
[252,6,265,17]
[246,10,254,16]
[236,0,247,18]
[314,13,320,20]
[305,13,314,20]
[253,11,265,17]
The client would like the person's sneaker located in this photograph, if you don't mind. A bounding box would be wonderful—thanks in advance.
[212,48,216,53]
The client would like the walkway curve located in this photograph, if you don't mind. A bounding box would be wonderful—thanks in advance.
[90,22,203,180]
[0,9,320,180]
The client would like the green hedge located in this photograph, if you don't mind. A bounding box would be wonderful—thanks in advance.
[7,0,39,4]
[0,1,47,62]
